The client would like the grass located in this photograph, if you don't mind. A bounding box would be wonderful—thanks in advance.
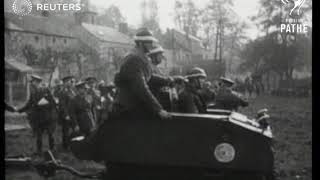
[5,95,312,180]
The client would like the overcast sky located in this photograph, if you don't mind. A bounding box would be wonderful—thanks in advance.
[90,0,261,39]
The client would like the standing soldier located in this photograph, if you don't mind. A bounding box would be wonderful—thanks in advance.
[111,28,171,120]
[17,75,58,154]
[147,45,182,111]
[58,75,77,149]
[85,77,101,125]
[70,81,96,136]
[214,77,249,111]
[97,83,115,124]
[177,67,208,114]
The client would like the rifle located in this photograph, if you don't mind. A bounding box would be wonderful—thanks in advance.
[5,150,105,179]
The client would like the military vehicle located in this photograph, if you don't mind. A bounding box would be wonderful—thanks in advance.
[5,88,274,180]
[69,105,274,180]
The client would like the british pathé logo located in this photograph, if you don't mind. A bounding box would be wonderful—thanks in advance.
[281,0,306,16]
[280,0,308,34]
[12,0,33,16]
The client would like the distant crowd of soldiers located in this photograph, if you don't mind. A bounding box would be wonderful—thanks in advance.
[5,28,249,155]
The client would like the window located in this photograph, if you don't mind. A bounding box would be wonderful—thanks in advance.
[52,37,56,43]
[34,36,39,42]
[64,39,67,44]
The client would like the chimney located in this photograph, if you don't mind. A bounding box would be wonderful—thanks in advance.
[118,23,128,34]
[74,11,97,25]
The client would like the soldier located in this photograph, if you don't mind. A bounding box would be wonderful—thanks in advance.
[17,75,57,154]
[52,79,63,102]
[214,77,249,111]
[177,67,208,113]
[70,82,96,136]
[112,28,171,120]
[57,75,77,149]
[198,81,216,106]
[85,77,102,125]
[147,45,182,111]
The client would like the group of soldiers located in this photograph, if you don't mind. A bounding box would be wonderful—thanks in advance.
[5,27,248,155]
[5,75,116,154]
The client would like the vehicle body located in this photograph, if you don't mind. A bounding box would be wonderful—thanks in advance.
[70,108,274,180]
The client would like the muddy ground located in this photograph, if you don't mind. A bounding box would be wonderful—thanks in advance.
[5,95,312,180]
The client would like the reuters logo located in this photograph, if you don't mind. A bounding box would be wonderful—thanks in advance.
[12,0,33,16]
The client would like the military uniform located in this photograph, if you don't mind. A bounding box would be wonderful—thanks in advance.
[18,85,57,153]
[178,85,207,113]
[57,86,77,148]
[176,67,208,114]
[198,87,216,106]
[97,85,115,125]
[87,88,101,124]
[214,87,249,111]
[113,47,167,119]
[70,82,96,136]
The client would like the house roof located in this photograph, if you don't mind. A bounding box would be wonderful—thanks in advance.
[169,29,204,53]
[6,22,23,31]
[172,29,202,42]
[5,58,33,72]
[5,12,76,38]
[82,23,134,45]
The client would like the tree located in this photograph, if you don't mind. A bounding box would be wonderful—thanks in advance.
[200,0,236,61]
[247,0,312,81]
[96,5,126,28]
[174,0,201,37]
[140,0,162,40]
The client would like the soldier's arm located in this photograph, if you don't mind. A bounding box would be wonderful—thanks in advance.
[149,74,173,88]
[18,92,36,113]
[231,91,249,107]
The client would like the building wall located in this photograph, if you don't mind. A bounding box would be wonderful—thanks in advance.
[5,29,78,63]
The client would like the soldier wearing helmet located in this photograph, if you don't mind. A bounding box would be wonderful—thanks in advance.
[214,77,249,111]
[112,28,171,120]
[17,75,57,154]
[147,44,184,111]
[177,67,207,113]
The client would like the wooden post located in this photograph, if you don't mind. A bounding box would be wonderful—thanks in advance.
[8,82,13,104]
[26,74,30,102]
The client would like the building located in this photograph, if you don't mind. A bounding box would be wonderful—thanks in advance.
[76,22,134,82]
[4,0,134,103]
[163,28,205,64]
[5,58,33,105]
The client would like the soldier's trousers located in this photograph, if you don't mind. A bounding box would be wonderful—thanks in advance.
[36,131,55,153]
[62,122,73,149]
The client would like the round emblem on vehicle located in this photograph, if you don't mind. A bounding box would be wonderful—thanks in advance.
[214,143,235,163]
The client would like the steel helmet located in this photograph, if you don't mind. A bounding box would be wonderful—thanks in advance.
[219,77,235,87]
[148,45,164,55]
[186,67,207,79]
[134,28,158,43]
